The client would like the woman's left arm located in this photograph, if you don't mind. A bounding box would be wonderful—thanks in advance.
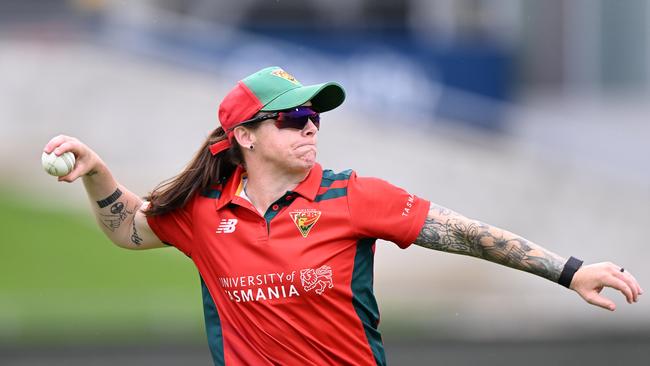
[413,204,643,311]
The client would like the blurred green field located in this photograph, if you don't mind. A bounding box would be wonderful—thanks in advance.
[0,187,205,345]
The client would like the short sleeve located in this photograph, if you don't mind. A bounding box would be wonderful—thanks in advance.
[348,173,430,249]
[146,197,195,257]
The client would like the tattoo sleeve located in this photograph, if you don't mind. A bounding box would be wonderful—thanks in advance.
[414,204,565,282]
[131,216,144,246]
[99,200,133,232]
[96,188,122,208]
[98,199,143,247]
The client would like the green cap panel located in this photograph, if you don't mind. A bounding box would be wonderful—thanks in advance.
[262,82,346,113]
[242,66,345,113]
[242,66,303,105]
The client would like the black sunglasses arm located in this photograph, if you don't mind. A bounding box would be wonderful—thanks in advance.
[228,112,280,131]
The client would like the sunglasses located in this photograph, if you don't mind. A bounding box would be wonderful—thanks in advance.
[236,106,320,131]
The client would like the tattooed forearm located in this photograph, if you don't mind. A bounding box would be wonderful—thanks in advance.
[415,204,565,282]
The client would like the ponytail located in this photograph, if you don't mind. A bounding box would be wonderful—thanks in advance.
[145,127,241,216]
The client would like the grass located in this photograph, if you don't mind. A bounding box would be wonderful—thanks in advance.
[0,188,205,345]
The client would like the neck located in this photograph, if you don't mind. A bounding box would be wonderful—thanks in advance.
[243,162,311,215]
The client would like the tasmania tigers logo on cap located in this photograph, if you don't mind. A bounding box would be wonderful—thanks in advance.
[289,209,321,238]
[271,69,300,85]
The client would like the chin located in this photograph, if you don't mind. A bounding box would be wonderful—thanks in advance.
[295,157,316,169]
[294,154,317,171]
[283,148,317,172]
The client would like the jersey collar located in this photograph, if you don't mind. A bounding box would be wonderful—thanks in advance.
[215,163,323,210]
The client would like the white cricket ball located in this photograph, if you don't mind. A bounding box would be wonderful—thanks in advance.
[41,151,76,177]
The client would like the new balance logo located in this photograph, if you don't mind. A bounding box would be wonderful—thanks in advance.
[216,219,238,234]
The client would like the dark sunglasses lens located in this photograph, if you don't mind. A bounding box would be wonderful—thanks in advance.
[276,108,320,130]
[276,117,310,130]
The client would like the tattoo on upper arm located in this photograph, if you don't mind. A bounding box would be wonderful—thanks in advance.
[99,199,144,246]
[414,204,564,282]
[100,200,133,232]
[131,216,144,246]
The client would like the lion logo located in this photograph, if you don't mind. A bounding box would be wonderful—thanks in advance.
[300,265,333,295]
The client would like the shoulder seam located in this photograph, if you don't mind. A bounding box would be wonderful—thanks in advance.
[320,169,353,187]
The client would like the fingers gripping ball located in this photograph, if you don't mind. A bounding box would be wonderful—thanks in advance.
[41,151,76,177]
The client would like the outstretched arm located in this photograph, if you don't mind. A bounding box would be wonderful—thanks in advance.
[414,204,643,311]
[43,135,165,250]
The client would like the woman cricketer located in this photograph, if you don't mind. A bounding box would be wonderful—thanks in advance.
[43,66,642,366]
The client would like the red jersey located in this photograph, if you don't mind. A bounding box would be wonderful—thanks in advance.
[147,163,430,365]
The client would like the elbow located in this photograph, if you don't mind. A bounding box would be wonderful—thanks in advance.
[111,238,134,250]
[109,235,141,250]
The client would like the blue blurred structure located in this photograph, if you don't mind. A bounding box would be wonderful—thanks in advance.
[239,26,514,130]
[59,0,517,131]
[10,0,648,132]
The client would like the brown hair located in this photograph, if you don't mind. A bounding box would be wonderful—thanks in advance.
[144,124,257,216]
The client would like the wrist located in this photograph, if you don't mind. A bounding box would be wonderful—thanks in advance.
[81,158,113,186]
[558,256,584,289]
[82,157,107,178]
[81,161,118,200]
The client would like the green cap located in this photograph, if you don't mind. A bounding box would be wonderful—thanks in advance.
[244,66,345,112]
[218,66,345,131]
[211,66,346,155]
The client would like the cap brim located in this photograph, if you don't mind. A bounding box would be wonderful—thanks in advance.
[260,82,345,113]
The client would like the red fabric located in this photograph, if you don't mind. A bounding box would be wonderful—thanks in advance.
[208,140,231,156]
[146,164,430,365]
[347,173,430,248]
[210,82,263,155]
[146,198,195,258]
[218,81,263,131]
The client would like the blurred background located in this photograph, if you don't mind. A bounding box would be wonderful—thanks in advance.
[1,0,648,365]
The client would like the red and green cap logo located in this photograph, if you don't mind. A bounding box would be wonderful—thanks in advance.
[210,66,345,155]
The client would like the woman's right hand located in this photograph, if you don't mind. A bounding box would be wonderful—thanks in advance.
[43,135,104,183]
